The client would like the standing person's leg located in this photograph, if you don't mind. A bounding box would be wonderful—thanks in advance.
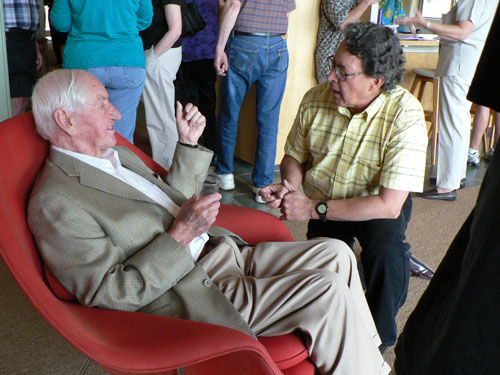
[437,75,472,191]
[493,112,500,148]
[468,105,491,166]
[86,66,146,144]
[143,46,182,169]
[47,4,68,66]
[6,30,37,116]
[216,36,259,180]
[355,196,412,347]
[199,237,390,375]
[187,59,218,152]
[252,37,289,189]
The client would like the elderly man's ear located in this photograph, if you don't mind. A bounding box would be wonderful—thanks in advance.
[54,108,77,136]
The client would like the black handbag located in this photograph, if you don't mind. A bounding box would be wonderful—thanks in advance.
[182,2,206,37]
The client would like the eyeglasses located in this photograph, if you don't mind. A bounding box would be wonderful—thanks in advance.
[327,56,364,81]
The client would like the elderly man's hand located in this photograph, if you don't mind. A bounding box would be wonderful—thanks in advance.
[168,193,221,248]
[259,182,290,209]
[176,101,206,146]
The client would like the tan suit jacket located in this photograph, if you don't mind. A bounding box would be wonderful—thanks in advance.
[28,144,253,336]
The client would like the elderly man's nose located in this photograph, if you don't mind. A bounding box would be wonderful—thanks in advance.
[111,104,122,120]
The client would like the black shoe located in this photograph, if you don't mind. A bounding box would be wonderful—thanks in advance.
[409,255,434,280]
[429,177,465,189]
[418,188,457,201]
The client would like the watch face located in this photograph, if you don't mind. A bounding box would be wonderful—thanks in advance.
[317,204,327,214]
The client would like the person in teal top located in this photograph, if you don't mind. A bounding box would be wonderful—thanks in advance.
[50,0,153,143]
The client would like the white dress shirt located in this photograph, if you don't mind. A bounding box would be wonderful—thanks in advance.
[53,146,208,261]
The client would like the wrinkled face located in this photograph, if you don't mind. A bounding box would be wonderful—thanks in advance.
[327,41,382,114]
[69,74,121,157]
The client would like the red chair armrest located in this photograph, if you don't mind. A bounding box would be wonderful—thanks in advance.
[61,304,281,375]
[216,205,293,243]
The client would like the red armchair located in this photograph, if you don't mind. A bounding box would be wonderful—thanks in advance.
[0,113,315,375]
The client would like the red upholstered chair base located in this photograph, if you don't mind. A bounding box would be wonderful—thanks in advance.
[0,112,315,375]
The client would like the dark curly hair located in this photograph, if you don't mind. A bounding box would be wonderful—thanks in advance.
[343,22,406,92]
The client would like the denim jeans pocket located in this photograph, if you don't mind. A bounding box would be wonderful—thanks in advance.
[229,45,258,74]
[274,47,289,73]
[123,67,146,87]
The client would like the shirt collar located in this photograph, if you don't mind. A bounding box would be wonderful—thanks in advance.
[336,91,387,122]
[52,146,122,172]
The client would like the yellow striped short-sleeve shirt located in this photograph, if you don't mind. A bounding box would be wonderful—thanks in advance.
[285,83,428,200]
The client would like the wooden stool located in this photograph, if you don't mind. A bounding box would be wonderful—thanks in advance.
[487,113,496,151]
[471,103,497,153]
[410,68,440,165]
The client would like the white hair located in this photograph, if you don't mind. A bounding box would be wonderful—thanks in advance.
[31,69,89,140]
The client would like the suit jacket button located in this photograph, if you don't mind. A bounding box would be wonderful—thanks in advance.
[203,279,212,287]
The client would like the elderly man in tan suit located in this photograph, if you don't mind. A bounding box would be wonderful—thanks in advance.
[27,69,390,375]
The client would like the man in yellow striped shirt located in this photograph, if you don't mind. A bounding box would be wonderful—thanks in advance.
[261,22,428,352]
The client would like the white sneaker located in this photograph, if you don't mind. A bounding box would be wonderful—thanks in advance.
[252,187,265,204]
[467,149,480,166]
[484,148,495,161]
[218,173,235,190]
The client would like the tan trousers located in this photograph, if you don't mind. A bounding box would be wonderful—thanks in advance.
[199,236,391,375]
[142,46,182,169]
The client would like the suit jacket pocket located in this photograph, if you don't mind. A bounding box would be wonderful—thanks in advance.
[138,289,187,319]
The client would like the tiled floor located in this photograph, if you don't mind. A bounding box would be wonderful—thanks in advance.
[217,159,282,216]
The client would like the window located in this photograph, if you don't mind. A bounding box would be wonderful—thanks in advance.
[420,0,455,20]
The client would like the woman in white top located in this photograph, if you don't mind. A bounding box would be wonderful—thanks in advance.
[397,0,498,200]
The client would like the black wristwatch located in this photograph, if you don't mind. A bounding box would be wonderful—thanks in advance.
[316,200,329,222]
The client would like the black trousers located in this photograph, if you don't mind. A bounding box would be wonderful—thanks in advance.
[175,59,217,152]
[307,195,413,346]
[6,29,37,97]
[47,4,68,65]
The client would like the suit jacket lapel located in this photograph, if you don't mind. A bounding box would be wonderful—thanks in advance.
[49,148,164,206]
[115,146,187,207]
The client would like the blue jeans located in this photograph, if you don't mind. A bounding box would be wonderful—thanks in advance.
[216,35,289,187]
[85,66,146,144]
[307,195,413,347]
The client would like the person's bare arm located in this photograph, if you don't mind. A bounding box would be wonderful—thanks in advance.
[340,0,381,31]
[280,185,409,222]
[153,4,182,56]
[396,11,474,41]
[214,0,241,75]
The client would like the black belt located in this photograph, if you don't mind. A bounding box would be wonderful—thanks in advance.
[6,28,36,39]
[233,30,285,37]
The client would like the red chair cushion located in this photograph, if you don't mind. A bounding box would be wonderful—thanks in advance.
[43,265,75,302]
[258,334,309,370]
[282,358,316,375]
